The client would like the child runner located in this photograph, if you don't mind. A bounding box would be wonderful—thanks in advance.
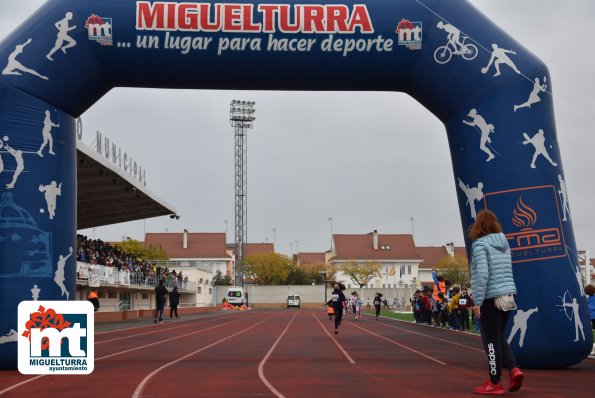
[327,283,346,334]
[354,292,363,320]
[373,292,382,320]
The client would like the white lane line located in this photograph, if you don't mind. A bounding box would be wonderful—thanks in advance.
[369,317,484,353]
[97,315,254,361]
[311,313,356,364]
[349,321,447,365]
[0,314,260,396]
[257,311,299,398]
[95,311,235,336]
[132,313,279,398]
[0,375,45,397]
[96,315,233,345]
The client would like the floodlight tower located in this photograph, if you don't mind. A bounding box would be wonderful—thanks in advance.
[229,100,256,287]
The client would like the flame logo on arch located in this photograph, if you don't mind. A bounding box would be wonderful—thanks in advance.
[512,197,537,230]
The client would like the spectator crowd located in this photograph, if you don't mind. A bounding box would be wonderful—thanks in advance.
[409,273,479,332]
[76,234,188,288]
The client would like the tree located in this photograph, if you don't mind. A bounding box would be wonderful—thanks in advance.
[295,262,331,285]
[436,255,470,287]
[339,260,381,287]
[114,238,168,260]
[244,252,292,285]
[212,270,232,286]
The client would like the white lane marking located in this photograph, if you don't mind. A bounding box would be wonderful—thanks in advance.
[367,316,484,353]
[96,315,234,345]
[350,321,447,365]
[311,313,356,364]
[257,311,299,398]
[0,313,260,396]
[97,315,254,361]
[132,313,278,398]
[0,375,45,396]
[95,311,235,336]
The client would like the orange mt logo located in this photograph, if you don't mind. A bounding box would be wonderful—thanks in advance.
[483,186,566,263]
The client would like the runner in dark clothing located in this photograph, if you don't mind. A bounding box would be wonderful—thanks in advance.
[373,293,383,320]
[169,286,180,319]
[154,279,168,323]
[327,283,346,334]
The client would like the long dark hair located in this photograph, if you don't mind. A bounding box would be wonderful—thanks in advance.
[467,209,503,241]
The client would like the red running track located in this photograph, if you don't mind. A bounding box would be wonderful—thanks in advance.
[0,309,593,397]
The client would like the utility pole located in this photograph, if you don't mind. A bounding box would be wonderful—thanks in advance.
[328,217,333,252]
[230,100,256,287]
[273,227,276,248]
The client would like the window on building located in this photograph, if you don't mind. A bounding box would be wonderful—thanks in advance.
[141,293,149,300]
[382,284,385,288]
[197,286,201,294]
[407,265,412,274]
[108,291,117,299]
[209,288,212,294]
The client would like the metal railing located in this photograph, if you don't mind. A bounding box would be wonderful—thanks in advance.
[146,259,215,273]
[76,262,197,292]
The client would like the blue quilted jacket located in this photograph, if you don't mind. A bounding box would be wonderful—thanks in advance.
[470,233,517,307]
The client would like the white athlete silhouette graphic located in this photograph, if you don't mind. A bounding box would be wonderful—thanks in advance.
[481,43,521,77]
[4,143,24,189]
[434,21,478,64]
[463,109,496,161]
[55,246,73,300]
[522,129,557,169]
[437,21,463,52]
[2,39,48,80]
[560,297,586,342]
[39,181,62,220]
[0,329,17,345]
[31,284,41,301]
[557,174,570,222]
[46,12,77,61]
[514,77,547,112]
[458,178,484,220]
[37,110,59,157]
[507,307,538,348]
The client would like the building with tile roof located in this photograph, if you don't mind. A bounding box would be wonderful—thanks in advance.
[416,243,467,287]
[329,230,423,289]
[144,231,232,303]
[297,252,327,267]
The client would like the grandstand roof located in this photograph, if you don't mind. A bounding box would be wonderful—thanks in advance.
[77,141,177,229]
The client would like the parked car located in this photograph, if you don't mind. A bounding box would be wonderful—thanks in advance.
[287,294,301,309]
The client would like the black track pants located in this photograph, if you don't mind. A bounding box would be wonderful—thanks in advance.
[479,298,517,384]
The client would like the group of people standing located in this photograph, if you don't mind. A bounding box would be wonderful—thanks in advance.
[411,281,477,332]
[154,280,181,323]
[325,210,526,395]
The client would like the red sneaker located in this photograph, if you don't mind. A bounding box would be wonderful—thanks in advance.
[474,380,505,395]
[509,367,524,392]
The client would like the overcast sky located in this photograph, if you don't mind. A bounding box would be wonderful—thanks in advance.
[2,1,595,257]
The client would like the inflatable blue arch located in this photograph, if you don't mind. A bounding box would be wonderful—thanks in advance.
[0,0,591,369]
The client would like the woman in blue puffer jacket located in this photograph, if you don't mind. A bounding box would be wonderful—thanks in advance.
[469,210,524,395]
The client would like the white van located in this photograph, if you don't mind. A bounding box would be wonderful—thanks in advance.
[227,287,246,306]
[287,294,301,309]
